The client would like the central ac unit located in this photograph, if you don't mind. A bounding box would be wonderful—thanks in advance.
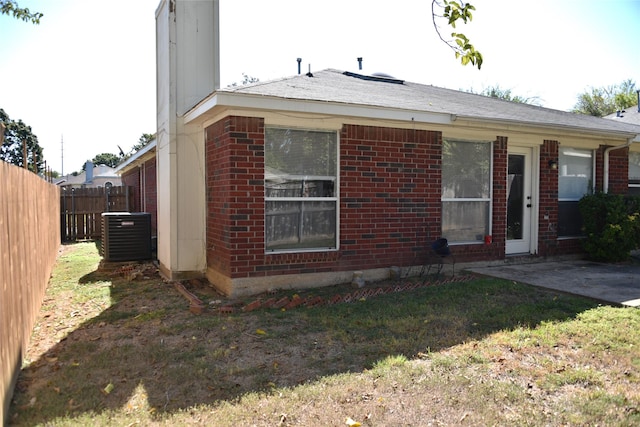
[101,212,152,262]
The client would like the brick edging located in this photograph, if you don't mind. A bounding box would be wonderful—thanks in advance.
[206,275,476,315]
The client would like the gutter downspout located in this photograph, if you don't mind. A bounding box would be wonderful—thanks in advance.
[604,136,638,193]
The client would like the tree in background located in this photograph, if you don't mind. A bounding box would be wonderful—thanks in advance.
[128,133,155,153]
[0,0,42,24]
[0,108,44,173]
[229,73,260,87]
[573,79,637,117]
[117,133,156,162]
[82,153,120,170]
[467,85,542,105]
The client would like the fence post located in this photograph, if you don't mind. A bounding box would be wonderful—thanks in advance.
[71,188,76,240]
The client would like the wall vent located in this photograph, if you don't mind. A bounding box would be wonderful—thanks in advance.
[101,212,152,262]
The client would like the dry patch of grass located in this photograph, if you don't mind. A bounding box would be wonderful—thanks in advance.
[8,242,640,426]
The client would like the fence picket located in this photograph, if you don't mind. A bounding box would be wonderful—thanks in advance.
[59,186,133,241]
[0,161,60,423]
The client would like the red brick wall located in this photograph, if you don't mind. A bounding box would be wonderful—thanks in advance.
[205,116,515,281]
[206,116,266,278]
[143,158,157,233]
[538,140,559,256]
[338,125,442,269]
[120,161,157,234]
[601,145,629,195]
[121,168,141,212]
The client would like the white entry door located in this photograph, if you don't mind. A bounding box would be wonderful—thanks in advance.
[506,147,533,254]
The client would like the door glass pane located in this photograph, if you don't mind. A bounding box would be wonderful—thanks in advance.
[507,154,524,240]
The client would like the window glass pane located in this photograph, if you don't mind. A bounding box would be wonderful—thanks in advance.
[442,201,490,242]
[265,128,338,252]
[558,201,583,236]
[266,201,336,250]
[629,152,640,184]
[559,147,592,200]
[265,128,337,188]
[265,178,335,198]
[442,140,491,198]
[441,139,492,243]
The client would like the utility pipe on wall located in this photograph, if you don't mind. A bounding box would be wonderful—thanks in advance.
[603,136,639,193]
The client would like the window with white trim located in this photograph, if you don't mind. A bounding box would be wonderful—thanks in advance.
[265,128,338,252]
[441,139,492,243]
[558,147,593,237]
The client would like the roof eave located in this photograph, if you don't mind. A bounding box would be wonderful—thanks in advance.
[114,140,157,175]
[184,92,455,127]
[455,115,640,141]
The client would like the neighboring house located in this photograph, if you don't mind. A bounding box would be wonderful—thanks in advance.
[604,100,640,195]
[114,139,158,235]
[154,1,640,297]
[55,161,121,189]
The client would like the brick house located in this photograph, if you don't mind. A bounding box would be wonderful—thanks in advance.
[154,0,640,297]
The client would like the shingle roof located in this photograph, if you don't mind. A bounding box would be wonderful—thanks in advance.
[604,106,640,126]
[219,69,640,137]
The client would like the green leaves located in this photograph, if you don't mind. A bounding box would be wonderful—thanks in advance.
[432,1,483,69]
[452,32,483,69]
[443,0,475,28]
[0,0,43,24]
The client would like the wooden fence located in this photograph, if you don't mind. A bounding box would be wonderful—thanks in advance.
[0,161,60,424]
[60,186,133,241]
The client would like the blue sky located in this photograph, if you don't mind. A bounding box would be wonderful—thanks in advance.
[1,0,639,174]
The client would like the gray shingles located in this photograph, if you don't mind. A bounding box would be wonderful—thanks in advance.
[220,69,640,136]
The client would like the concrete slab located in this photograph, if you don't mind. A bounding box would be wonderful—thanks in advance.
[467,260,640,307]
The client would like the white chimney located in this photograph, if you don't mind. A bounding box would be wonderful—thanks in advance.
[155,0,219,279]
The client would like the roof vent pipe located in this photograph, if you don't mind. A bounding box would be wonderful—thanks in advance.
[357,57,363,70]
[297,58,302,75]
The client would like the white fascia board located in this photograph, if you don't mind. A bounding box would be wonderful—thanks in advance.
[455,115,640,141]
[185,92,455,126]
[114,140,157,175]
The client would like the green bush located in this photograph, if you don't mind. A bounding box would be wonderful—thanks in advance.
[578,193,640,262]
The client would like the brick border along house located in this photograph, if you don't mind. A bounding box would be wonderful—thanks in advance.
[154,1,640,297]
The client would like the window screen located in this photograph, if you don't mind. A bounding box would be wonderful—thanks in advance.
[265,128,338,251]
[441,140,492,242]
[558,147,592,237]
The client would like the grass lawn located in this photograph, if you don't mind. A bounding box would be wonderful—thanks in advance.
[7,242,640,426]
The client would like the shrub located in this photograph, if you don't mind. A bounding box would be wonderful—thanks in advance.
[578,193,640,262]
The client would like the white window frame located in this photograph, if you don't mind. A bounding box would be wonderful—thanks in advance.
[441,139,493,244]
[264,127,339,253]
